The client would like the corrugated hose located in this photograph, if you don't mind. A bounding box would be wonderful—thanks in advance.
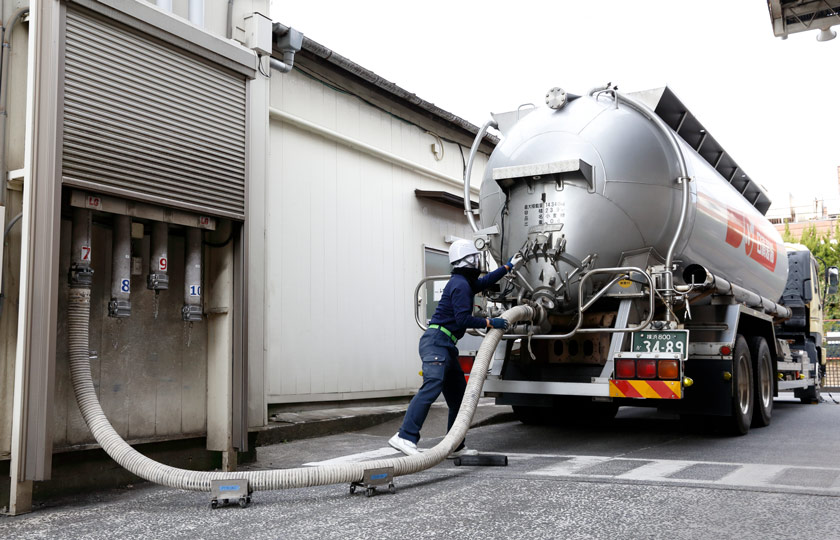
[69,286,535,492]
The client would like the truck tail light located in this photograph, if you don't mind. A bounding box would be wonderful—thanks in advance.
[458,356,475,382]
[616,359,635,378]
[637,359,657,379]
[658,359,680,379]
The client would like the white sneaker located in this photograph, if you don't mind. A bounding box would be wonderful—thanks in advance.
[447,446,479,459]
[388,433,419,456]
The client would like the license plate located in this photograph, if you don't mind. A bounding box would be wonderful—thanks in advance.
[631,330,689,359]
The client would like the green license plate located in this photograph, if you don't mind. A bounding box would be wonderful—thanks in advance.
[631,330,689,359]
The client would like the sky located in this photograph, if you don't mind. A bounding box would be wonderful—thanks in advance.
[269,1,840,214]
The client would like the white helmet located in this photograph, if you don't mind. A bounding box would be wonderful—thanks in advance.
[449,239,480,266]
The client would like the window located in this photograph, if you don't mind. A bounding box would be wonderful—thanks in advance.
[424,247,450,322]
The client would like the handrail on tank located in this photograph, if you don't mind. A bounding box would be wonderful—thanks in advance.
[412,275,494,338]
[589,85,692,322]
[551,266,655,340]
[413,266,654,342]
[464,118,498,233]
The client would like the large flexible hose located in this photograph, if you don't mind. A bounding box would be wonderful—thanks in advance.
[69,286,534,492]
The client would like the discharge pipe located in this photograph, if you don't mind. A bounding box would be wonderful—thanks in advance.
[108,215,131,318]
[463,118,497,233]
[68,266,535,490]
[147,222,169,291]
[182,227,202,322]
[68,208,93,288]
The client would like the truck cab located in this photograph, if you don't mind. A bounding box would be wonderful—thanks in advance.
[779,243,838,402]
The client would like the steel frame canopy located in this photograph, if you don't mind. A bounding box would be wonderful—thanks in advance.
[768,0,840,40]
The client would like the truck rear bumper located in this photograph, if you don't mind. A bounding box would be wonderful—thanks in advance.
[483,376,610,397]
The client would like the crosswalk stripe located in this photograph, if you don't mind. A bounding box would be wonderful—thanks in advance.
[527,454,840,493]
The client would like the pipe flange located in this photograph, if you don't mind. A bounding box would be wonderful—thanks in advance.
[545,87,567,110]
[182,304,202,322]
[147,273,169,291]
[531,287,557,310]
[108,299,131,318]
[69,265,94,288]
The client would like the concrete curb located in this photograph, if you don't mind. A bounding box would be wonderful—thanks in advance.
[253,408,515,447]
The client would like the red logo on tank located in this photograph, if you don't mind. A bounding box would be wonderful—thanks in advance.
[725,208,777,271]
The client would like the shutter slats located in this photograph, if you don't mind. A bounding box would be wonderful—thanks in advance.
[62,9,247,219]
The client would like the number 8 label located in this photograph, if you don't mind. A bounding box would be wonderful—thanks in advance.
[121,279,130,293]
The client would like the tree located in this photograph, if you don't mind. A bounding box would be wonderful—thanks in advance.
[790,224,840,319]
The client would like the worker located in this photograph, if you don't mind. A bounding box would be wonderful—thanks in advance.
[389,239,524,458]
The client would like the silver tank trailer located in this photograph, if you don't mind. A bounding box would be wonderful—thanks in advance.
[478,91,788,312]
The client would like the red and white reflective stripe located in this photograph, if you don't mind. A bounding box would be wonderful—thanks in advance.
[609,380,681,399]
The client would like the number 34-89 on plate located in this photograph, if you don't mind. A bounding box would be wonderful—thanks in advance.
[631,330,688,359]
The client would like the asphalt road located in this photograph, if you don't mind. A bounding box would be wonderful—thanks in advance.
[3,394,840,540]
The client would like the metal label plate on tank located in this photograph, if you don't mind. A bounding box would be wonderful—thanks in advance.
[631,330,689,359]
[523,201,565,227]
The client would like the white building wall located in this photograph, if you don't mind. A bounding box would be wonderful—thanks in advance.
[264,69,488,403]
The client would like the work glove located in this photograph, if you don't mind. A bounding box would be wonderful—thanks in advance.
[506,252,525,272]
[487,318,509,330]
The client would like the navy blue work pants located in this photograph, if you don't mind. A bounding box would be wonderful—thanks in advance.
[398,327,467,445]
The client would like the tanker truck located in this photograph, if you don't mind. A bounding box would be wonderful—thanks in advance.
[424,85,838,435]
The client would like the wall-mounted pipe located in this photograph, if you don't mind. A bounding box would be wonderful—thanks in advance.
[0,8,30,206]
[108,215,131,318]
[182,227,202,322]
[188,0,204,27]
[147,222,169,291]
[68,208,93,288]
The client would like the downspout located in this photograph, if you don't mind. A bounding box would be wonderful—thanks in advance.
[225,0,233,39]
[0,8,30,207]
[188,0,204,28]
[269,24,303,74]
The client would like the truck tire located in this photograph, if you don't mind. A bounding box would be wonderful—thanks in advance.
[749,336,773,428]
[727,335,754,436]
[795,340,821,404]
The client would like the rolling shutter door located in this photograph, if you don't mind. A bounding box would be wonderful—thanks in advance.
[62,8,247,220]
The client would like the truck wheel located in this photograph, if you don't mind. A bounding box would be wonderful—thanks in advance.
[727,335,753,436]
[795,340,821,404]
[749,337,773,427]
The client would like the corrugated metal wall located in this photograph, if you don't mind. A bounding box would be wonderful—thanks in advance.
[62,8,247,220]
[263,69,488,403]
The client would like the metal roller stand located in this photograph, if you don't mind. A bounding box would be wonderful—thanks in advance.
[349,466,396,498]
